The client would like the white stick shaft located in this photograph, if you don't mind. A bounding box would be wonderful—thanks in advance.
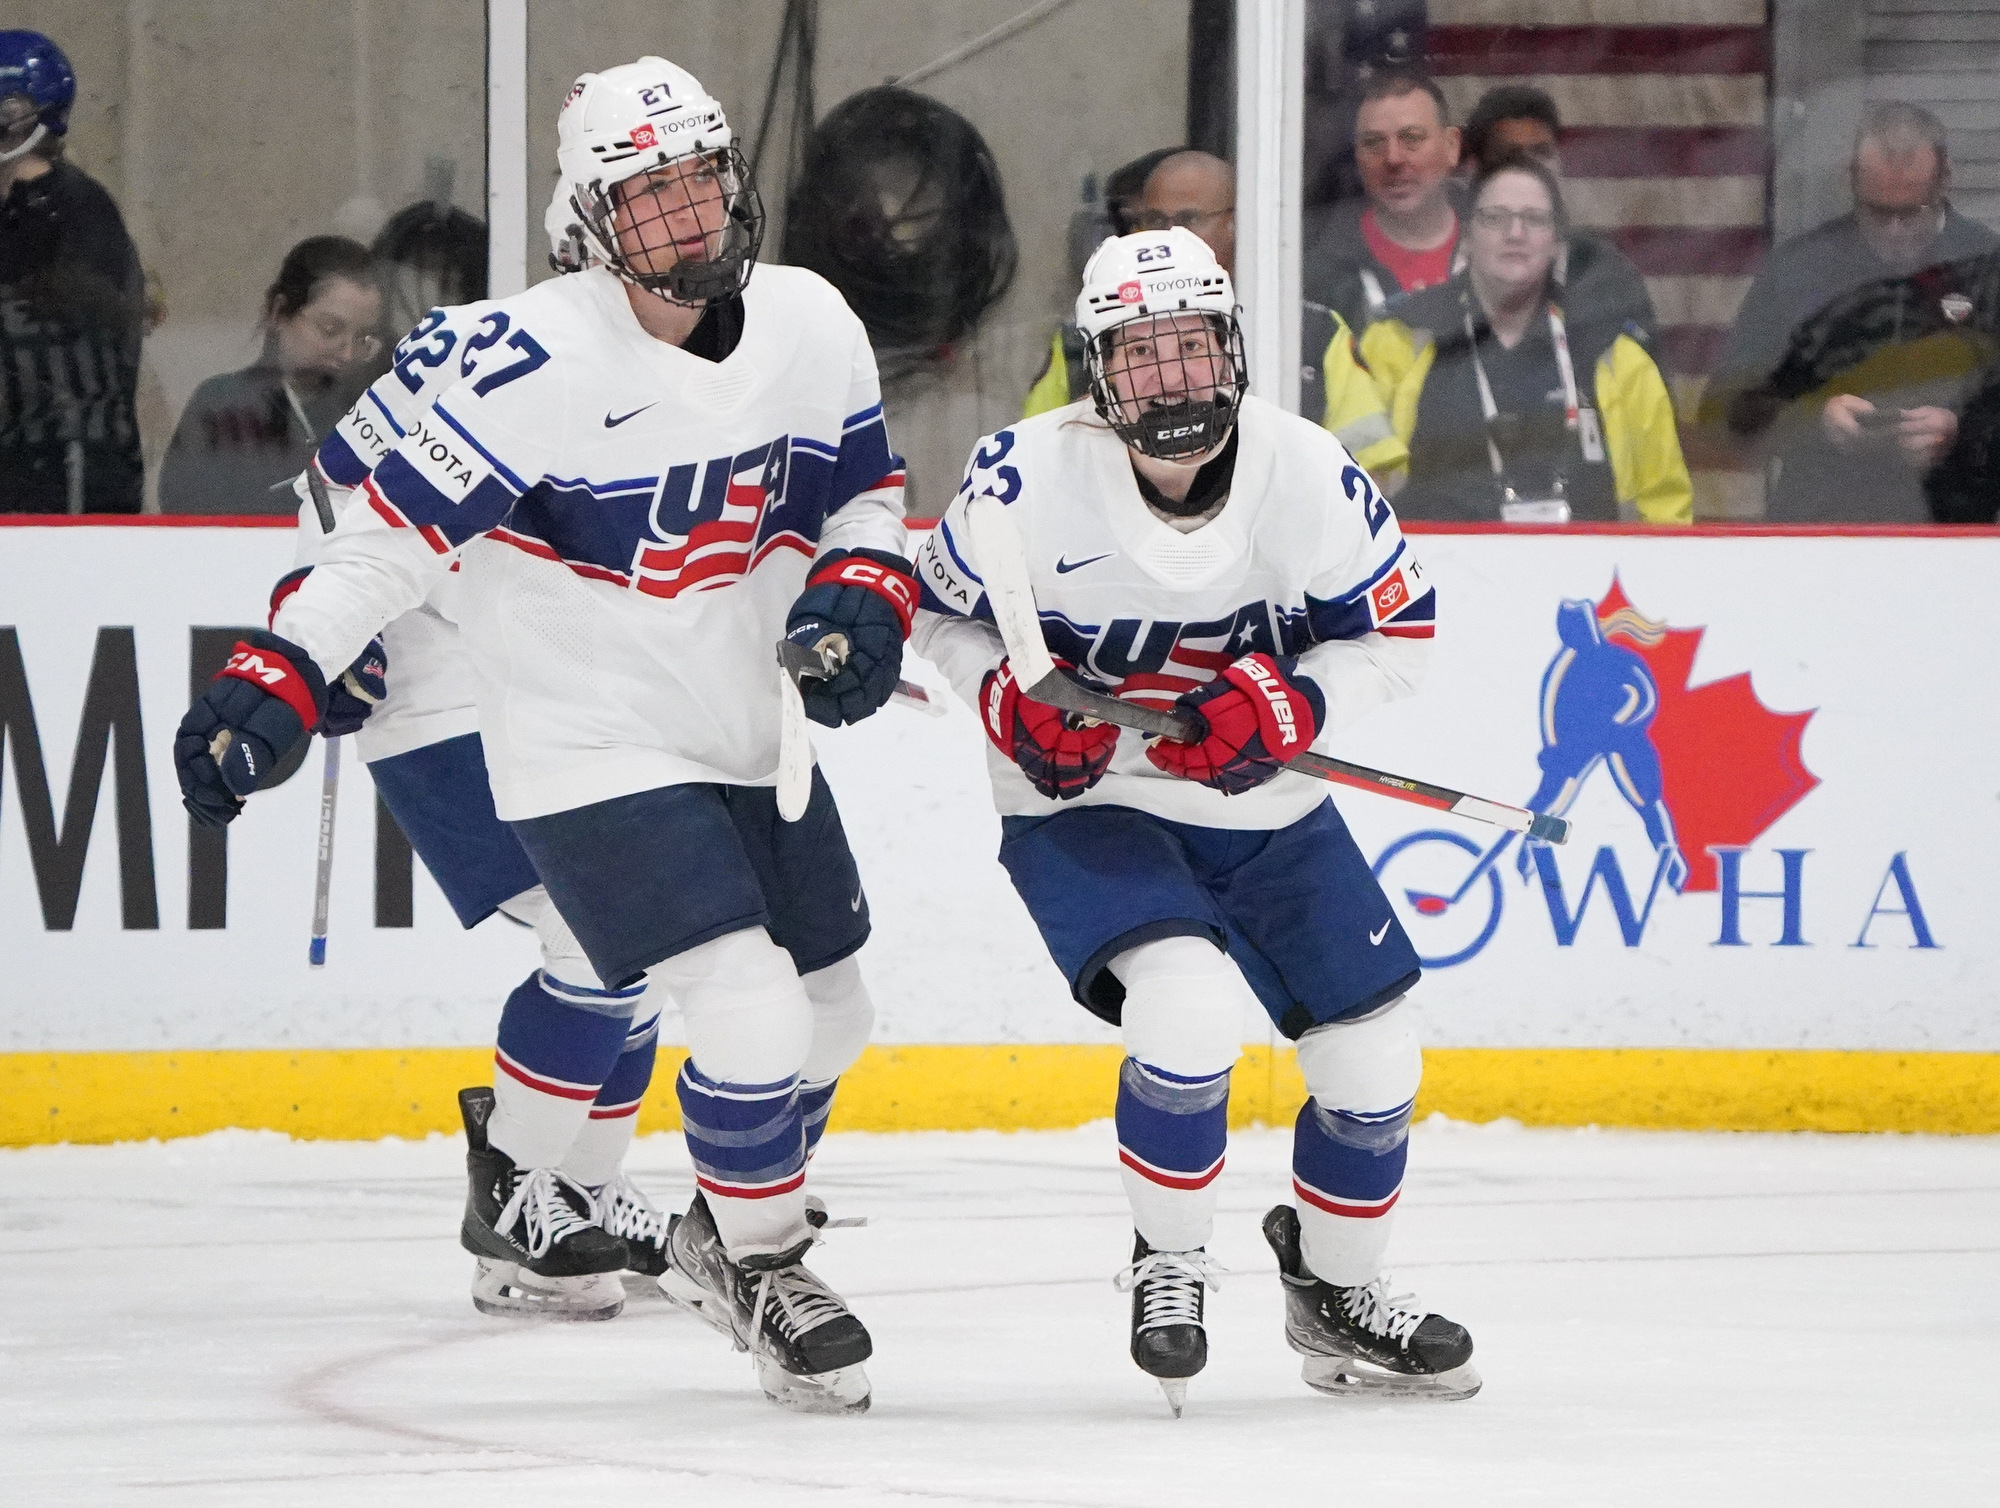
[309,736,341,967]
[965,495,1057,685]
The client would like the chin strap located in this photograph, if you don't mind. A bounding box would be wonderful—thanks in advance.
[0,123,48,165]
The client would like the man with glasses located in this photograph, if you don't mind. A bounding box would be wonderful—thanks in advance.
[1710,102,1997,522]
[1028,149,1405,481]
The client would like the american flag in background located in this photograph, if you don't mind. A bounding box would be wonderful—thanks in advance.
[1341,0,1773,510]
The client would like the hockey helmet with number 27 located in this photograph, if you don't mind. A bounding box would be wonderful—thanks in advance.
[1076,227,1249,461]
[555,57,765,306]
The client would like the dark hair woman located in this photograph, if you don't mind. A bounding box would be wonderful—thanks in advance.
[1361,154,1691,524]
[159,235,381,514]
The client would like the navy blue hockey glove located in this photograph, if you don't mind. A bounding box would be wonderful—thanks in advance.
[784,548,919,727]
[1146,652,1324,795]
[174,630,328,828]
[270,567,387,737]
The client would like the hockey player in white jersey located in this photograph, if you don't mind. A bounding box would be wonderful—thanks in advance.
[173,58,916,1413]
[911,229,1477,1412]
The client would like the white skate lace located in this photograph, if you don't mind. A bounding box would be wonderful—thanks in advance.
[594,1175,668,1250]
[750,1256,852,1347]
[1112,1249,1228,1332]
[1339,1277,1427,1349]
[495,1166,600,1261]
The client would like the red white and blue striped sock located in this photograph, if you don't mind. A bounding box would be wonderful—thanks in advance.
[1290,1095,1415,1286]
[487,970,645,1170]
[798,1077,840,1159]
[676,1059,807,1259]
[1115,1058,1231,1253]
[559,1004,661,1188]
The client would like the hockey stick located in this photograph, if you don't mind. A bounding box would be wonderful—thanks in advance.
[309,734,340,966]
[301,460,342,962]
[773,635,949,823]
[962,493,1570,845]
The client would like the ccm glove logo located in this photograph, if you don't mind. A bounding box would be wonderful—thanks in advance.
[806,551,919,636]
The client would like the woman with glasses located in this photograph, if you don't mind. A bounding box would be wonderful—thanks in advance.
[1361,154,1691,524]
[160,235,382,514]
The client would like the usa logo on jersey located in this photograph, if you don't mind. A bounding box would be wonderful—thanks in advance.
[633,437,790,599]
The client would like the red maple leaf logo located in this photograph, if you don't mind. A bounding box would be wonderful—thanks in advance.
[1594,578,1818,892]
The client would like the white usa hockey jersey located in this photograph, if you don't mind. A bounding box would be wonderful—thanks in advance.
[909,395,1435,830]
[272,263,906,820]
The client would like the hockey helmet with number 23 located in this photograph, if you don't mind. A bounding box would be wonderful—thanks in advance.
[555,57,764,306]
[1077,227,1249,461]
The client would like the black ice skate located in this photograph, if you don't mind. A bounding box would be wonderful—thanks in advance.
[659,1191,873,1414]
[1262,1204,1480,1401]
[1112,1234,1226,1418]
[590,1172,671,1278]
[457,1087,629,1321]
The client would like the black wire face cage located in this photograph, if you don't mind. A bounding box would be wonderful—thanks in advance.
[1085,310,1250,461]
[581,143,766,307]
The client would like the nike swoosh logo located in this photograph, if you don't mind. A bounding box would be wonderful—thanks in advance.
[1369,920,1391,946]
[850,890,864,912]
[604,403,657,428]
[1054,552,1113,574]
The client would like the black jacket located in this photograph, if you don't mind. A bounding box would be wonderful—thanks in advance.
[1719,213,2000,522]
[0,160,145,513]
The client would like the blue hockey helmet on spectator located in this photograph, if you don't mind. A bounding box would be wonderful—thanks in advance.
[0,30,77,152]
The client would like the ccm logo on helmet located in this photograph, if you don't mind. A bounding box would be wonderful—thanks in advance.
[1236,655,1299,747]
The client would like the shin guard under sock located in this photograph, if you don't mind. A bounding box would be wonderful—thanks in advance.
[1290,1095,1414,1286]
[1115,1057,1230,1253]
[487,971,641,1170]
[676,1058,807,1258]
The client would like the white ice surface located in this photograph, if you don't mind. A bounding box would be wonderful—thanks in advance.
[6,1122,1998,1507]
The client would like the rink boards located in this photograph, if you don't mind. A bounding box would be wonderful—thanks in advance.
[3,519,1997,1141]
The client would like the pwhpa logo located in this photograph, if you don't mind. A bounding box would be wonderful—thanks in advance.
[1373,578,1935,965]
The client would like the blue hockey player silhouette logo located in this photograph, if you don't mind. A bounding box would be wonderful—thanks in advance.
[1377,577,1819,966]
[1516,597,1686,889]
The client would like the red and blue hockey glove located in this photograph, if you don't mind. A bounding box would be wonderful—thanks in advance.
[173,630,328,828]
[981,656,1120,802]
[1145,651,1324,795]
[784,547,919,727]
[269,567,388,738]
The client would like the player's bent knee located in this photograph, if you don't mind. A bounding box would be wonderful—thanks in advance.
[799,955,874,1086]
[649,926,811,1085]
[1295,997,1422,1150]
[1112,935,1251,1080]
[497,884,615,994]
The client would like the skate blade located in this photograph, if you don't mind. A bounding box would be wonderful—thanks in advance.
[1300,1354,1482,1402]
[470,1259,624,1322]
[1158,1379,1187,1418]
[757,1357,871,1415]
[656,1266,742,1343]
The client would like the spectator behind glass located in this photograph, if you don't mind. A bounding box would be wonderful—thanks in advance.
[1360,155,1691,524]
[367,198,487,383]
[158,236,381,516]
[1120,150,1403,479]
[0,30,145,514]
[1021,146,1187,420]
[1709,102,1998,522]
[1461,84,1657,343]
[1302,67,1462,333]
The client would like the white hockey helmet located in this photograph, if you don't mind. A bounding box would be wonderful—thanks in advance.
[1075,228,1248,460]
[554,57,763,305]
